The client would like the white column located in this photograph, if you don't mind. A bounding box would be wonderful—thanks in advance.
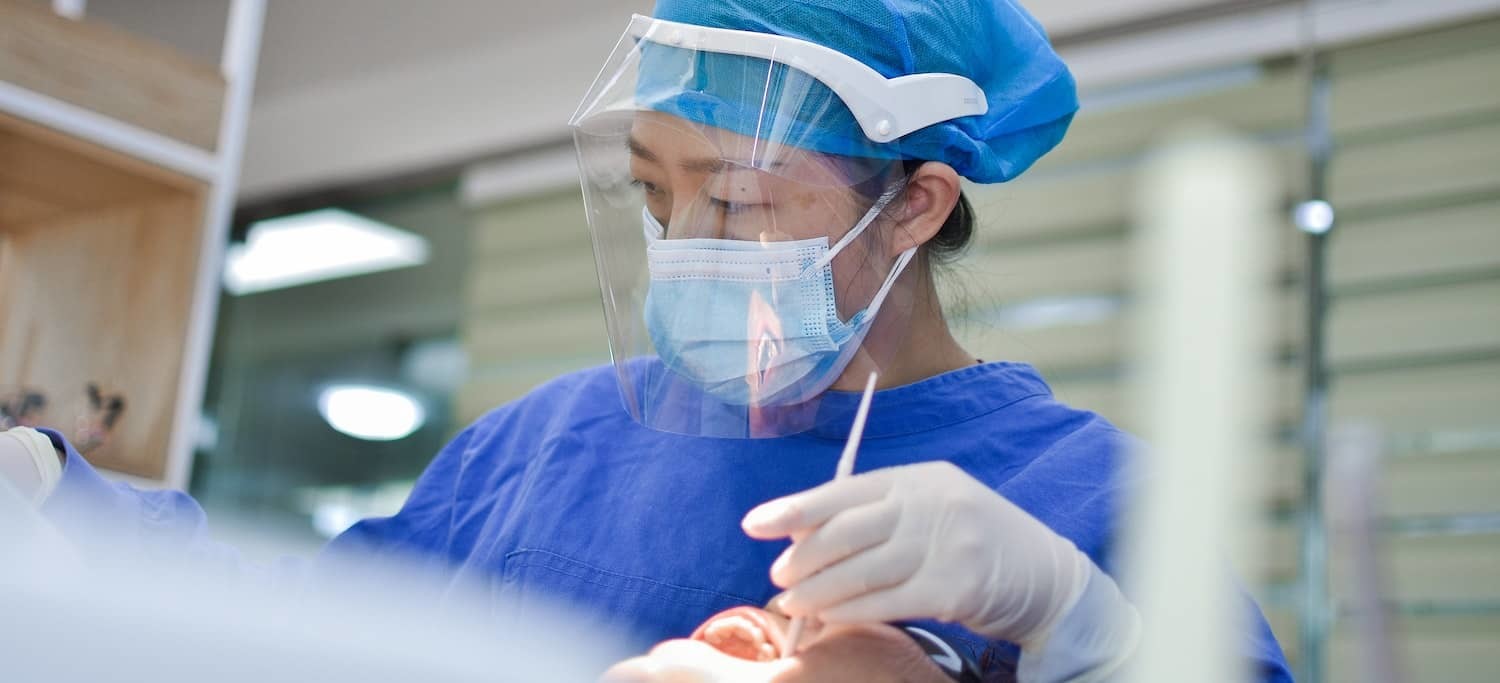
[1123,125,1276,683]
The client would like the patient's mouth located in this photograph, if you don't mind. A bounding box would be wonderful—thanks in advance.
[690,606,791,661]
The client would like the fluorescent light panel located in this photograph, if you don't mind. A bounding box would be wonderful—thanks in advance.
[224,208,429,295]
[316,384,426,442]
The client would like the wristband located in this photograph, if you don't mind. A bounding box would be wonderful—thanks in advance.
[903,626,984,683]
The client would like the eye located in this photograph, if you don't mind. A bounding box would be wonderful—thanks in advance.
[710,197,759,215]
[630,178,664,197]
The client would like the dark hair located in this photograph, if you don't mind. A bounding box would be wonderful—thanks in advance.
[901,159,975,267]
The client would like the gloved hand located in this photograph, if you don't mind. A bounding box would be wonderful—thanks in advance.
[0,427,63,506]
[742,461,1092,647]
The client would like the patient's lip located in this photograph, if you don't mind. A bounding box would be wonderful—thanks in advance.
[690,606,790,661]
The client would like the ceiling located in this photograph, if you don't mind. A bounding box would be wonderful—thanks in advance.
[87,0,1237,100]
[69,0,1498,198]
[87,0,654,100]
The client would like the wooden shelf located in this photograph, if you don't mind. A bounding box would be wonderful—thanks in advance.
[0,111,201,226]
[0,0,225,151]
[0,0,259,484]
[0,112,207,479]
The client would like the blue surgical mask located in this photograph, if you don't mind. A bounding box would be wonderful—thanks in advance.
[643,199,915,407]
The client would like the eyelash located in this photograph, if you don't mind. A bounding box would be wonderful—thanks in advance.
[710,197,756,215]
[630,178,664,197]
[630,179,759,216]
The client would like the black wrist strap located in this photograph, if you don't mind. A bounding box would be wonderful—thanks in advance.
[901,626,985,683]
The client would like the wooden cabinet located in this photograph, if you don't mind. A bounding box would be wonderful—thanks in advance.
[0,0,262,485]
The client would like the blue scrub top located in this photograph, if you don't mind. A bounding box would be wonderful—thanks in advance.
[41,361,1292,681]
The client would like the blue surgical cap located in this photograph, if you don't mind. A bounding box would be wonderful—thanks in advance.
[645,0,1078,184]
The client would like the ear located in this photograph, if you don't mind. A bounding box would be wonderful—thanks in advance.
[887,162,961,258]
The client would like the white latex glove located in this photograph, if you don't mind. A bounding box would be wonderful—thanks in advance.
[742,461,1091,647]
[0,429,81,571]
[0,427,63,506]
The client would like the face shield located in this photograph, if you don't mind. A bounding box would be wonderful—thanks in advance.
[571,14,988,438]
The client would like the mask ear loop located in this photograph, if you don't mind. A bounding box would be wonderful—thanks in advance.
[806,185,916,317]
[810,183,912,316]
[809,190,898,272]
[864,245,918,317]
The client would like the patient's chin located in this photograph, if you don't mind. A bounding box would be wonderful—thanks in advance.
[690,606,797,661]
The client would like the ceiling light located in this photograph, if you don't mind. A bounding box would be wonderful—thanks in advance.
[224,209,429,295]
[317,384,426,442]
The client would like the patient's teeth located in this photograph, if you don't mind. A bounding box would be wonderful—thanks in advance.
[704,615,764,644]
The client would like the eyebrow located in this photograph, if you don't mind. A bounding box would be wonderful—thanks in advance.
[627,135,784,175]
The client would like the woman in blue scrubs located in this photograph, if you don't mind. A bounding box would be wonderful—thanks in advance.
[7,0,1292,680]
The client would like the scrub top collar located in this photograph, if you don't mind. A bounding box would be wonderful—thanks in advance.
[801,361,1052,441]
